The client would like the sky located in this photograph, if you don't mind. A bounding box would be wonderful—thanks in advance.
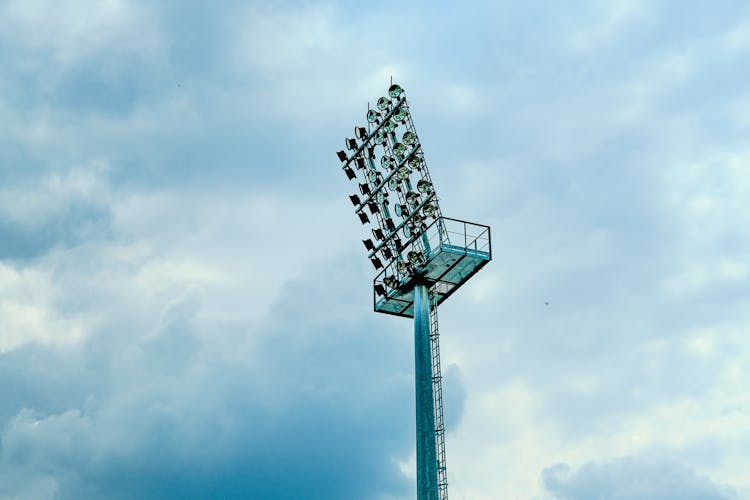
[1,0,749,499]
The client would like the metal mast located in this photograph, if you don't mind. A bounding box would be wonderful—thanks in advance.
[336,83,491,500]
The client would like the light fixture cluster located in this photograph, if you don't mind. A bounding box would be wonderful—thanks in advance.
[336,84,443,296]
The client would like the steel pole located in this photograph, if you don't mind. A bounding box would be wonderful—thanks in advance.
[414,282,438,500]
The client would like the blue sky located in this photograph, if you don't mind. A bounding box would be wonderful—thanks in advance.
[1,1,749,499]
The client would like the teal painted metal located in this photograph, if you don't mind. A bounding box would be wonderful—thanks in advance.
[414,283,439,500]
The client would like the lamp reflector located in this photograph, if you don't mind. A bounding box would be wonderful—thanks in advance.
[376,191,387,204]
[377,97,391,110]
[381,156,395,169]
[403,131,416,145]
[395,204,407,217]
[397,165,410,180]
[409,156,422,169]
[356,157,366,169]
[368,201,379,215]
[358,212,370,224]
[382,247,393,260]
[372,228,385,240]
[394,106,407,121]
[408,250,424,265]
[336,150,348,162]
[393,142,406,156]
[370,256,383,269]
[388,84,403,98]
[384,119,397,133]
[349,194,361,206]
[417,179,433,193]
[412,214,424,227]
[367,109,380,123]
[356,126,368,139]
[363,239,375,251]
[344,166,356,180]
[423,203,436,217]
[384,275,399,289]
[388,178,400,191]
[375,131,387,144]
[397,260,412,276]
[385,218,396,231]
[346,138,357,150]
[359,183,371,195]
[368,170,380,183]
[374,283,387,297]
[403,225,412,238]
[406,191,420,206]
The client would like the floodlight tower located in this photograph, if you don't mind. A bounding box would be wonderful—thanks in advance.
[336,83,491,500]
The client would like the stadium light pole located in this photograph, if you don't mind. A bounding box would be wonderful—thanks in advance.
[336,83,492,500]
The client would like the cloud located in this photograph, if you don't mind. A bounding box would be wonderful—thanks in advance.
[540,457,740,500]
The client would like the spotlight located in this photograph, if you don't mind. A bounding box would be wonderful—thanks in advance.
[349,194,361,206]
[359,183,371,195]
[381,156,396,169]
[423,203,436,217]
[384,218,396,231]
[384,119,397,133]
[337,150,348,162]
[393,237,403,251]
[372,228,385,240]
[367,170,380,183]
[356,126,368,140]
[397,260,412,276]
[371,256,383,270]
[408,250,425,265]
[406,191,420,206]
[343,166,356,180]
[363,239,375,251]
[375,131,387,144]
[417,179,433,194]
[376,191,388,204]
[403,131,416,145]
[393,142,406,156]
[374,283,387,297]
[395,204,407,217]
[358,212,370,224]
[382,247,393,260]
[412,214,424,227]
[388,84,403,98]
[377,97,391,110]
[397,164,411,180]
[368,201,379,215]
[388,178,400,191]
[409,156,423,169]
[394,106,407,121]
[356,157,366,169]
[367,109,381,123]
[403,225,412,238]
[384,275,399,289]
[346,138,357,150]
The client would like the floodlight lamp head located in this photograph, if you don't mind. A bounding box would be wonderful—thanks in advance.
[403,131,416,145]
[384,120,397,133]
[393,142,406,156]
[349,194,361,206]
[358,212,370,224]
[336,150,348,162]
[367,109,381,123]
[346,138,357,150]
[388,83,403,98]
[343,166,356,180]
[406,191,420,206]
[393,106,407,121]
[384,275,399,289]
[417,179,433,194]
[377,97,391,110]
[356,126,368,139]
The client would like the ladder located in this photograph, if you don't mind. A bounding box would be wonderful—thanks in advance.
[430,293,448,500]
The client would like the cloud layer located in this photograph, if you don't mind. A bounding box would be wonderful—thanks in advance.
[1,0,749,498]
